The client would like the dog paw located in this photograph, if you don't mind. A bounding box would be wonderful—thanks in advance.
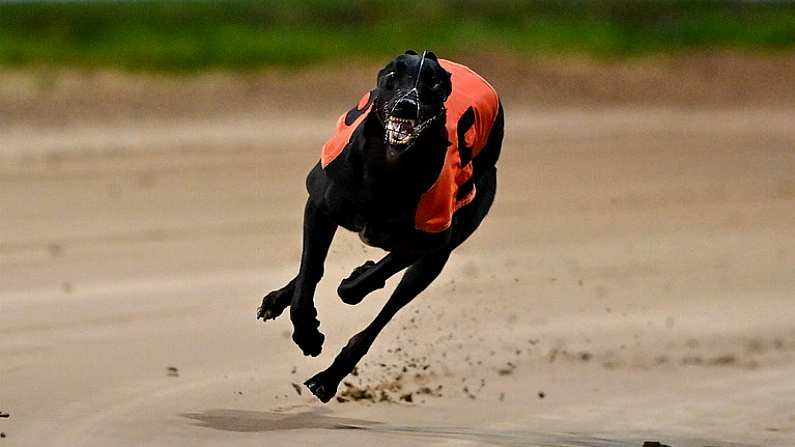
[337,260,384,305]
[304,373,339,403]
[256,289,292,321]
[291,305,325,356]
[293,329,326,357]
[348,260,376,281]
[292,328,324,357]
[337,284,367,306]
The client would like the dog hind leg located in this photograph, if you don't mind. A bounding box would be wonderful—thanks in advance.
[337,252,415,305]
[305,250,451,402]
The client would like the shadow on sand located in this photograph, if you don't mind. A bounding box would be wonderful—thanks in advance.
[183,409,758,446]
[182,408,378,432]
[183,408,644,446]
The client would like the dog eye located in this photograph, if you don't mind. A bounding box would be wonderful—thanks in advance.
[382,72,396,89]
[422,82,444,96]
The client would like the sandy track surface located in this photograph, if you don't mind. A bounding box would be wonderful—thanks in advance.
[1,102,794,446]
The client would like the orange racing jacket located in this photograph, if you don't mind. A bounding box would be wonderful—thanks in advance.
[321,59,500,233]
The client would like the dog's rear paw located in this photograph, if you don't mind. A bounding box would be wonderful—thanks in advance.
[304,373,339,403]
[337,283,368,306]
[338,260,384,305]
[257,289,292,321]
[347,260,376,281]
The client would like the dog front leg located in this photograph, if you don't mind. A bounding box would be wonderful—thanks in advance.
[290,199,337,357]
[257,277,296,321]
[305,250,451,402]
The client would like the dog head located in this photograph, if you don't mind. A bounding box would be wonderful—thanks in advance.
[373,50,452,154]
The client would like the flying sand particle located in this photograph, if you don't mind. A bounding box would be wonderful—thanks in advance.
[291,383,302,396]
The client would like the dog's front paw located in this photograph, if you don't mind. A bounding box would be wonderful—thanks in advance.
[256,289,292,321]
[292,327,325,357]
[291,307,324,356]
[304,372,339,403]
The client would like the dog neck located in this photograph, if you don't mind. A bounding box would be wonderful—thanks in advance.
[358,111,449,204]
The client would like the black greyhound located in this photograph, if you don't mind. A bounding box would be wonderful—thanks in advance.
[257,50,505,402]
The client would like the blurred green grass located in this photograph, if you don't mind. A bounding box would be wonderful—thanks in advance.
[1,0,794,72]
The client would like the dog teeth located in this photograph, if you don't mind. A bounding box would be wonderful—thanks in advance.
[386,116,416,145]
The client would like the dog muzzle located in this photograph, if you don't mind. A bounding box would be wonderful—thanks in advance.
[384,109,445,152]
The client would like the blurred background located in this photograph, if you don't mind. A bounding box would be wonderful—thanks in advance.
[1,2,794,446]
[2,0,795,70]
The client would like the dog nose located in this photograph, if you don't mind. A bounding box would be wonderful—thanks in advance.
[392,97,419,118]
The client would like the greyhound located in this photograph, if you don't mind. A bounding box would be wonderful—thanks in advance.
[257,50,504,402]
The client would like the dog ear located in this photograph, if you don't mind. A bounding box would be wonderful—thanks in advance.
[404,50,418,55]
[425,51,438,61]
[441,69,452,100]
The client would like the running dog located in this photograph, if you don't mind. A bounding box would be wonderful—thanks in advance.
[257,50,504,402]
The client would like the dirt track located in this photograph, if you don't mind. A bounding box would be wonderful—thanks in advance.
[1,68,795,446]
